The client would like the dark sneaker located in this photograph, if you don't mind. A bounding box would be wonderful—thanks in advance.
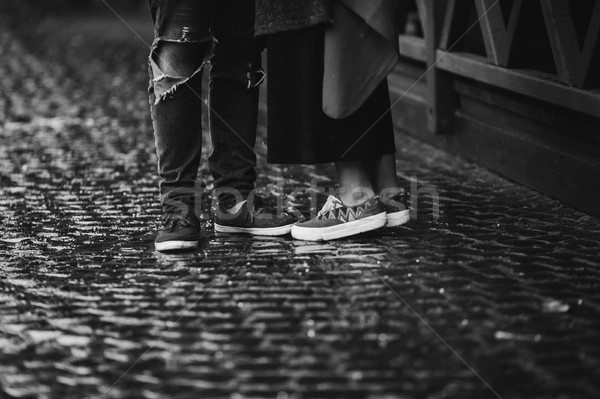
[155,204,200,252]
[213,200,297,236]
[383,190,410,227]
[291,195,387,241]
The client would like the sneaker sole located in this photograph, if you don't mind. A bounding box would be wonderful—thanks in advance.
[387,209,410,227]
[291,212,387,241]
[214,223,294,236]
[155,240,198,252]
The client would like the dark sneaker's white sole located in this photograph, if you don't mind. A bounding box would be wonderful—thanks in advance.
[155,239,198,252]
[387,209,410,227]
[291,212,387,241]
[214,223,294,236]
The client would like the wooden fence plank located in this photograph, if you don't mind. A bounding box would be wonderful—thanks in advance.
[415,0,428,38]
[541,0,593,87]
[581,1,600,88]
[475,0,522,66]
[440,0,464,51]
[423,0,455,134]
[436,50,600,117]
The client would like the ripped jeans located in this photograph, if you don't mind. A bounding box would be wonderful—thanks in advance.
[148,0,265,208]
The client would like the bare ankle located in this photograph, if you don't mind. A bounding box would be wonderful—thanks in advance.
[339,190,373,206]
[379,187,404,203]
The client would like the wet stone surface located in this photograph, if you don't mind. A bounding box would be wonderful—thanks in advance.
[1,6,600,399]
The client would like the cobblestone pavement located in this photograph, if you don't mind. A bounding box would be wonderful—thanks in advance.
[1,5,600,399]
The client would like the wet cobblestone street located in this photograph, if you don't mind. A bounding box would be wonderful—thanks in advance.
[1,4,600,399]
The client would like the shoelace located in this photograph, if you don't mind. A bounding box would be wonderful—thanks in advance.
[161,203,198,231]
[317,196,342,218]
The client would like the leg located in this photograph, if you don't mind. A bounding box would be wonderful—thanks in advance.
[208,0,295,236]
[335,160,376,206]
[149,0,213,203]
[372,154,409,226]
[372,153,405,204]
[209,0,264,207]
[148,0,212,251]
[150,41,209,203]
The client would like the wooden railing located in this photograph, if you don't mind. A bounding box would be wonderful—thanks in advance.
[395,0,600,135]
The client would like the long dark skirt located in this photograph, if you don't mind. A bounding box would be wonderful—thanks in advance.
[266,24,396,164]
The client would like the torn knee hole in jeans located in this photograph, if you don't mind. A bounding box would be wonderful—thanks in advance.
[151,59,205,104]
[150,39,209,104]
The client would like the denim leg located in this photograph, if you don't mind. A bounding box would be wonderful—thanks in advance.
[209,0,265,207]
[148,0,212,207]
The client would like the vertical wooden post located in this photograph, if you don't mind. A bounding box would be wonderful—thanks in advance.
[422,0,454,135]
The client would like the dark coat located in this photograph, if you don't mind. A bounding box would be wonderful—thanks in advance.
[254,0,332,36]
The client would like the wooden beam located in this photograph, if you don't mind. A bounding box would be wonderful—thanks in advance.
[581,1,600,88]
[398,35,427,62]
[440,0,470,51]
[540,0,600,88]
[436,50,600,117]
[475,0,522,66]
[415,0,428,39]
[423,0,455,135]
